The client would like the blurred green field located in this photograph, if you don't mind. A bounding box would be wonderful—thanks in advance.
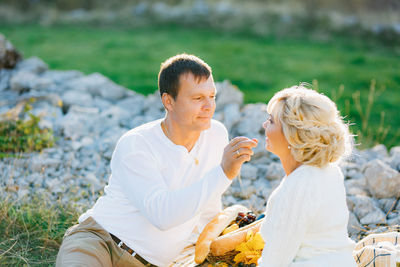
[1,24,399,147]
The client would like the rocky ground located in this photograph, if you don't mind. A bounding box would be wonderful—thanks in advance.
[1,36,399,242]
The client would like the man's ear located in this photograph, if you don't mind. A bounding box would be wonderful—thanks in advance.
[161,93,174,112]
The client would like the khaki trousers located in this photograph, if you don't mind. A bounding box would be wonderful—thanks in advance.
[56,216,147,267]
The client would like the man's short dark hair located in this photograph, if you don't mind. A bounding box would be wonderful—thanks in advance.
[158,54,212,100]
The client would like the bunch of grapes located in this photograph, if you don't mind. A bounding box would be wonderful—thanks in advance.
[235,211,257,228]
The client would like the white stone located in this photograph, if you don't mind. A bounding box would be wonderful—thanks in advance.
[10,71,53,92]
[0,69,13,91]
[98,106,131,129]
[143,92,165,118]
[348,211,363,235]
[247,194,266,213]
[82,172,104,192]
[30,157,61,172]
[215,80,243,111]
[377,198,397,214]
[389,146,400,157]
[92,97,113,111]
[235,103,267,137]
[387,216,400,226]
[344,178,368,196]
[41,70,83,85]
[65,72,127,101]
[60,105,99,140]
[363,159,400,198]
[240,164,258,180]
[221,103,241,131]
[62,90,94,107]
[388,146,400,171]
[16,57,48,74]
[116,95,145,116]
[222,195,238,207]
[347,195,386,225]
[265,162,285,180]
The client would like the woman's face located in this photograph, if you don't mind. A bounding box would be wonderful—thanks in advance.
[262,111,290,157]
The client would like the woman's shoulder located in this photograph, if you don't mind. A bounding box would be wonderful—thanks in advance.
[290,163,341,179]
[284,164,342,192]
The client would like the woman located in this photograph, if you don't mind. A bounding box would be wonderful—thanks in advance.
[257,85,356,266]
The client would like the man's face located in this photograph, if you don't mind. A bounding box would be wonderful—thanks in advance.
[168,72,216,132]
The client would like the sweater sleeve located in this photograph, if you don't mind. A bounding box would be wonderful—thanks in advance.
[258,174,317,267]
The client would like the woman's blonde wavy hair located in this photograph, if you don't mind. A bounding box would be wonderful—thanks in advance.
[267,84,352,168]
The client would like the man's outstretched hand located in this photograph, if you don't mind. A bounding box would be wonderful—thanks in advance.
[221,136,258,180]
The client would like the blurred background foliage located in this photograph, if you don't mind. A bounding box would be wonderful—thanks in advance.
[0,0,399,148]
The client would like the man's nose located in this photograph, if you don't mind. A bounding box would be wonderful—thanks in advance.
[203,98,214,110]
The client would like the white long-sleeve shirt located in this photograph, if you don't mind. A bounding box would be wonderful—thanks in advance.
[258,164,356,267]
[79,119,231,266]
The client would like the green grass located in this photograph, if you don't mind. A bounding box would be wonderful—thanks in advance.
[1,24,400,147]
[0,195,79,266]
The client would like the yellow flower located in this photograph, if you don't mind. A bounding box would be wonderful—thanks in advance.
[234,232,265,265]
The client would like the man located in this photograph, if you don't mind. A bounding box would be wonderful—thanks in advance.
[56,54,257,267]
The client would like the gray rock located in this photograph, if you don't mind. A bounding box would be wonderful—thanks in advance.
[388,146,400,171]
[117,94,146,115]
[347,195,386,225]
[0,90,18,111]
[387,216,400,226]
[221,103,241,130]
[92,97,113,111]
[389,146,400,157]
[365,144,388,161]
[143,92,165,118]
[82,172,104,192]
[240,164,258,181]
[16,57,48,74]
[348,211,363,236]
[99,126,128,158]
[247,194,266,213]
[30,156,61,172]
[265,162,285,180]
[363,159,400,198]
[252,178,272,200]
[60,105,99,140]
[377,198,397,214]
[222,195,238,207]
[133,2,149,16]
[233,103,267,157]
[65,73,127,101]
[344,178,368,196]
[98,106,132,131]
[0,33,22,69]
[215,80,243,111]
[0,69,13,91]
[62,90,94,108]
[387,211,399,220]
[10,71,53,92]
[17,188,30,200]
[45,178,62,190]
[235,103,267,137]
[41,70,83,85]
[10,71,38,92]
[71,137,94,151]
[255,164,268,179]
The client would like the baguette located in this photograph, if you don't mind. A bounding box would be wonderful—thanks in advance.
[194,205,249,264]
[209,218,264,256]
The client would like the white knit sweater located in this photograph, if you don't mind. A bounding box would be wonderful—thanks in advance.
[258,164,357,267]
